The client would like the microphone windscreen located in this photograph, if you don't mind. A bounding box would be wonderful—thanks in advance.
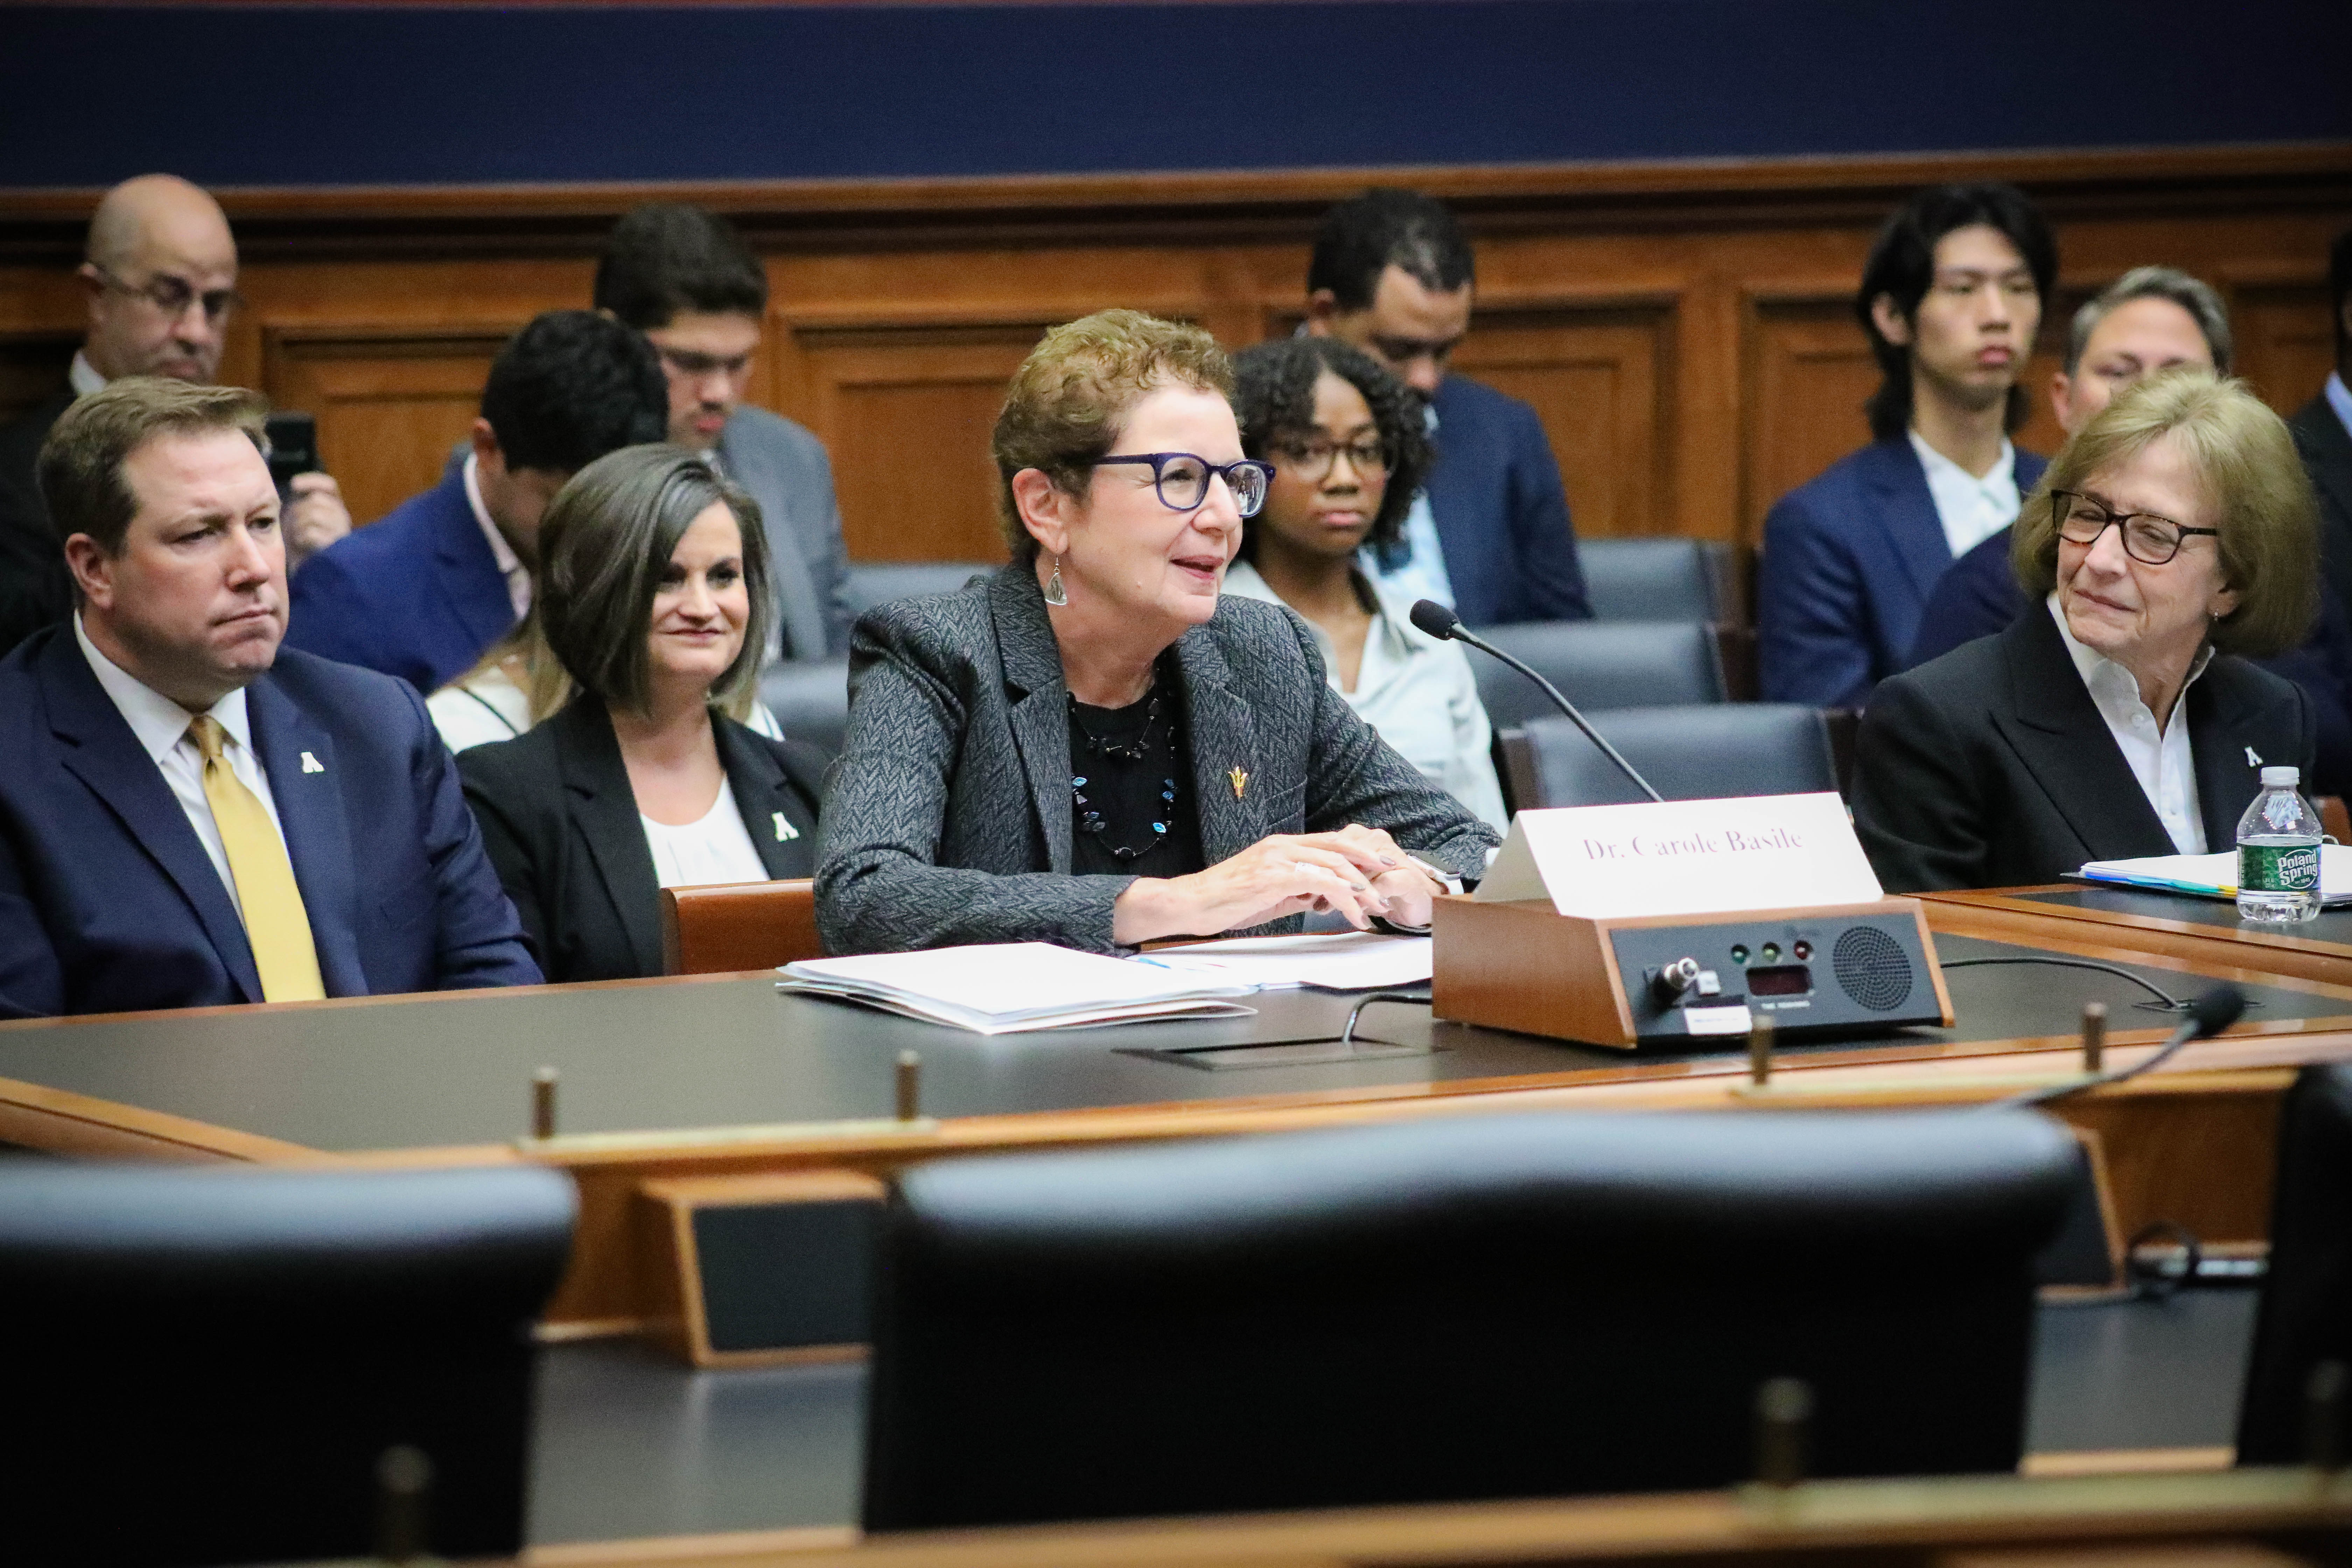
[2188,983,2247,1037]
[1408,599,1460,640]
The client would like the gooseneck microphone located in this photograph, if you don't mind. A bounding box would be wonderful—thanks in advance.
[2002,982,2247,1108]
[1408,598,1664,804]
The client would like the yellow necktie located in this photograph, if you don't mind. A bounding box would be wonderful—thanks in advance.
[188,715,325,1002]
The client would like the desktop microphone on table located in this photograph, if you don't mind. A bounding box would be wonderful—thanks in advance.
[1408,599,1664,804]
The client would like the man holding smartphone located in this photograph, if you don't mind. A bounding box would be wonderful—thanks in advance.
[0,175,352,657]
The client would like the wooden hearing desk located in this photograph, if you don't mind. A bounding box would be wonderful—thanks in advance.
[4,917,2352,1341]
[1926,883,2352,990]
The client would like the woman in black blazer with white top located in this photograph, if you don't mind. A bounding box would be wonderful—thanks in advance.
[460,447,823,982]
[1853,372,2322,892]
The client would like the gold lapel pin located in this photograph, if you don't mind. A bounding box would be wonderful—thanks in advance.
[1229,767,1249,800]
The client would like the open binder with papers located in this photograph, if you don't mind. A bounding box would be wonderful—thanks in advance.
[2072,847,2352,907]
[777,943,1258,1034]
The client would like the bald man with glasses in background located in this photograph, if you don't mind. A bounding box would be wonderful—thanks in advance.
[0,175,352,657]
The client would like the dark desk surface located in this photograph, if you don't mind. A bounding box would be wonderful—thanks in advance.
[2025,885,2352,945]
[0,934,2344,1155]
[527,1287,2264,1546]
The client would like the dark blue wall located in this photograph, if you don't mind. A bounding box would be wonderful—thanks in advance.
[5,0,2347,189]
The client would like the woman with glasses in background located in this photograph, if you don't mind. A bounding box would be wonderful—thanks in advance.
[1224,337,1507,831]
[1853,370,2321,890]
[816,310,1499,956]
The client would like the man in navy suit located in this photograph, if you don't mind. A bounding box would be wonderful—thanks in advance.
[284,310,667,692]
[1907,266,2352,794]
[1757,183,2057,708]
[1304,189,1589,626]
[0,378,539,1018]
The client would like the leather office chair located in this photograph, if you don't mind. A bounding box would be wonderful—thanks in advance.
[1577,537,1734,625]
[758,653,851,761]
[0,1163,575,1567]
[2237,1063,2352,1465]
[863,1108,2076,1531]
[1469,619,1727,733]
[842,561,993,622]
[661,878,824,973]
[1500,704,1839,809]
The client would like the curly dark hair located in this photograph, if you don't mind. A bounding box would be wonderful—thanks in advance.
[1230,336,1431,563]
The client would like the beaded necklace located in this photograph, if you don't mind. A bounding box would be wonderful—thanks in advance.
[1068,686,1180,864]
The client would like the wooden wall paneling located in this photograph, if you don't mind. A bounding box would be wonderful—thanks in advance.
[2231,283,2337,415]
[1449,299,1677,540]
[1740,294,1877,548]
[262,322,522,526]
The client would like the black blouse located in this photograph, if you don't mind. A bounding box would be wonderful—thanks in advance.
[1068,662,1205,879]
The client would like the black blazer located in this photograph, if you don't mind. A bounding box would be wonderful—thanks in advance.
[458,696,825,982]
[1851,607,2316,892]
[2294,396,2352,626]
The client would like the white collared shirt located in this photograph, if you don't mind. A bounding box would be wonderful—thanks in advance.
[1223,561,1508,831]
[462,453,532,620]
[68,351,107,398]
[1360,404,1456,610]
[75,614,290,917]
[1910,430,2022,561]
[2048,594,2211,855]
[640,788,770,890]
[2326,371,2352,446]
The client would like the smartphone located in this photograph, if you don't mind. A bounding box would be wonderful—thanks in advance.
[264,412,319,500]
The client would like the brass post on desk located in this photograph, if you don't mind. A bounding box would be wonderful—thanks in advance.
[896,1050,922,1121]
[374,1443,432,1563]
[532,1066,559,1141]
[1754,1376,1812,1488]
[1748,1014,1775,1087]
[2081,1002,2107,1072]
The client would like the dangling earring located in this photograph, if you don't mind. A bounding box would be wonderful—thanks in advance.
[1044,554,1069,607]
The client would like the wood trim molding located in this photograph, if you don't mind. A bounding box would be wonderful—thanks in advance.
[4,142,2344,262]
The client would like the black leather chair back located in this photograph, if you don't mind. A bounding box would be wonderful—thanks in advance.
[1505,704,1838,809]
[842,562,994,623]
[0,1163,575,1566]
[1470,620,1726,732]
[863,1108,2075,1531]
[2238,1063,2352,1464]
[1578,537,1731,624]
[758,654,852,762]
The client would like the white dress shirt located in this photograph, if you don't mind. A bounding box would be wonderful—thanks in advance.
[1360,405,1456,610]
[1910,430,2023,561]
[1223,561,1508,831]
[462,453,532,621]
[640,787,770,891]
[2048,595,2211,855]
[68,351,108,397]
[75,614,291,918]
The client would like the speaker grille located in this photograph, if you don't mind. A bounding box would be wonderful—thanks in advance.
[1832,926,1913,1011]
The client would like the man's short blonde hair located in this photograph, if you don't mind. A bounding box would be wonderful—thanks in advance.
[37,377,267,555]
[2013,369,2319,659]
[990,310,1233,561]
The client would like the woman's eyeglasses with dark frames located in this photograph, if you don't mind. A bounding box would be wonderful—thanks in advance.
[1270,436,1389,482]
[1091,453,1275,518]
[2052,489,2219,567]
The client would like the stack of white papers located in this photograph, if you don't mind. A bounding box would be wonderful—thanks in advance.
[2074,847,2352,906]
[778,943,1256,1035]
[1133,931,1433,990]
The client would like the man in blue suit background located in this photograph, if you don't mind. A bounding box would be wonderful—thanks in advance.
[1304,189,1590,626]
[284,310,667,692]
[0,378,539,1018]
[1756,183,2056,708]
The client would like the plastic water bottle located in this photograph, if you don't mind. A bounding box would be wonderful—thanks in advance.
[2236,765,2323,924]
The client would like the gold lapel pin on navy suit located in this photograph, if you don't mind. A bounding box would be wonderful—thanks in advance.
[1229,767,1248,800]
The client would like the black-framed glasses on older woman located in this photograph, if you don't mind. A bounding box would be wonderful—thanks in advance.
[2052,489,2219,567]
[1091,452,1275,518]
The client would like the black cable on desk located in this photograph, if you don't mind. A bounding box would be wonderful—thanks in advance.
[1341,990,1432,1050]
[1940,955,2185,1012]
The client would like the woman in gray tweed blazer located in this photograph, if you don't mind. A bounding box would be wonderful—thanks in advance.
[817,311,1500,956]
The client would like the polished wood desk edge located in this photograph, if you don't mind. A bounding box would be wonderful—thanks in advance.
[0,1072,319,1163]
[519,1466,2352,1568]
[1926,886,2352,974]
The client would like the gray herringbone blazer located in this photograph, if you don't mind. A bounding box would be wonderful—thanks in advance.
[816,564,1500,955]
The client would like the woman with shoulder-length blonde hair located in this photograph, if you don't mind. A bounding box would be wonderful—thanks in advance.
[1852,369,2321,891]
[816,309,1499,956]
[458,445,826,981]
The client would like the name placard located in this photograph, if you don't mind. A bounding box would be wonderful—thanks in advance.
[1475,793,1882,919]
